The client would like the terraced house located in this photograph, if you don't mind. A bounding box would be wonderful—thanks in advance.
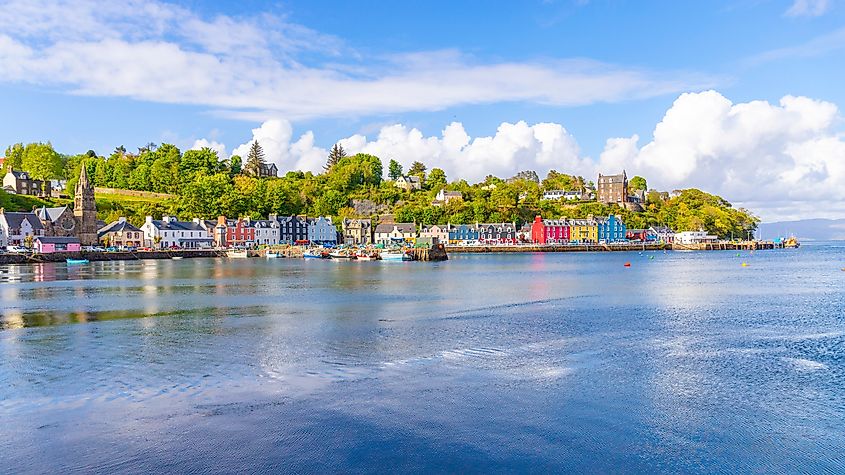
[142,216,214,249]
[478,223,517,244]
[0,209,44,247]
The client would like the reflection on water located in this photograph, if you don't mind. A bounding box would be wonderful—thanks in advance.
[1,246,844,473]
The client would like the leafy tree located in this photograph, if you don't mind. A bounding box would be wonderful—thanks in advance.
[182,172,234,218]
[180,147,219,184]
[388,159,403,180]
[630,176,647,191]
[4,143,24,170]
[229,155,242,176]
[244,141,266,177]
[325,143,346,172]
[408,161,427,181]
[149,143,181,193]
[427,168,447,190]
[21,142,63,180]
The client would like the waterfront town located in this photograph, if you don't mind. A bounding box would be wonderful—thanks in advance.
[0,162,781,261]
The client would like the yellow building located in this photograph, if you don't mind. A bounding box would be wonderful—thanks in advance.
[569,219,598,243]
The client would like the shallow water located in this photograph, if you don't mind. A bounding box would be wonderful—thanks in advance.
[1,245,844,473]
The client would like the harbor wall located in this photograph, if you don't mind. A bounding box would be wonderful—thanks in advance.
[0,249,223,265]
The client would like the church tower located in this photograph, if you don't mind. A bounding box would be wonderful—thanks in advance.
[74,165,98,245]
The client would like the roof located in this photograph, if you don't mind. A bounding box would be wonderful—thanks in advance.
[7,169,33,180]
[35,206,69,223]
[0,211,44,230]
[253,220,278,228]
[399,175,421,183]
[98,219,142,236]
[148,219,205,231]
[479,222,516,230]
[599,172,627,183]
[35,236,80,244]
[375,222,416,233]
[441,191,462,197]
[542,219,569,226]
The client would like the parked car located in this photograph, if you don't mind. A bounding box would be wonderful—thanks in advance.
[106,246,119,252]
[168,245,181,250]
[138,247,153,251]
[5,245,29,253]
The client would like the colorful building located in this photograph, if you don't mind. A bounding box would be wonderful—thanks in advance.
[569,219,598,243]
[530,216,571,244]
[448,224,479,244]
[34,236,81,253]
[478,223,517,244]
[597,215,626,242]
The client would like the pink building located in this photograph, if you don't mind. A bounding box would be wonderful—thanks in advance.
[34,236,81,253]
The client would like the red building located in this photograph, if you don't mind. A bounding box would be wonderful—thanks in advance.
[226,217,255,246]
[626,229,648,241]
[530,216,570,244]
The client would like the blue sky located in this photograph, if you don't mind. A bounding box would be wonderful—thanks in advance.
[1,0,844,220]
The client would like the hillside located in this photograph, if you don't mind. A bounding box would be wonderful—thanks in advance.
[758,219,845,241]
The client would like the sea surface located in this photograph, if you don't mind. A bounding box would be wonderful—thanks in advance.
[1,245,844,473]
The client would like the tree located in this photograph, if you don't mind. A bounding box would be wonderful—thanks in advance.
[244,141,266,177]
[388,159,403,180]
[325,143,346,172]
[408,161,427,182]
[21,142,63,180]
[229,155,242,176]
[4,143,24,170]
[427,168,447,190]
[24,234,34,249]
[630,176,648,191]
[180,147,220,184]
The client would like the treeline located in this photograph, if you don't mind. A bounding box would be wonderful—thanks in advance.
[2,141,759,238]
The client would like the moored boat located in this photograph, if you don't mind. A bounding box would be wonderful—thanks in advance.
[265,251,281,259]
[66,258,89,265]
[329,250,356,259]
[783,236,800,248]
[380,249,412,261]
[171,256,183,260]
[227,249,249,258]
[356,251,379,261]
[303,249,329,259]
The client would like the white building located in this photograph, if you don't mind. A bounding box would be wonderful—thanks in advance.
[419,224,448,243]
[0,210,44,247]
[142,216,214,249]
[253,219,281,246]
[675,230,718,244]
[374,223,416,245]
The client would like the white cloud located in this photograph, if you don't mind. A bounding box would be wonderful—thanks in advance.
[230,119,328,173]
[785,0,830,17]
[206,90,845,221]
[599,91,845,220]
[190,139,227,158]
[0,0,712,120]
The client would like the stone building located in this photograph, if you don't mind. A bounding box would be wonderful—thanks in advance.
[597,171,628,205]
[36,205,77,237]
[343,218,373,246]
[3,167,51,197]
[74,166,99,246]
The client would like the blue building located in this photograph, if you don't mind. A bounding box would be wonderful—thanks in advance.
[448,223,479,243]
[597,214,626,243]
[307,216,338,245]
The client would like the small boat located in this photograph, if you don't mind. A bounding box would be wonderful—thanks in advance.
[171,256,183,260]
[783,236,800,248]
[623,262,631,267]
[381,250,411,261]
[329,250,356,259]
[265,251,281,259]
[227,249,249,258]
[66,258,89,265]
[356,251,379,261]
[303,249,328,259]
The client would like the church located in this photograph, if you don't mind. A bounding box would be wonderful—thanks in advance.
[34,166,98,245]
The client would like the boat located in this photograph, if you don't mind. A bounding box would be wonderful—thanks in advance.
[303,249,328,259]
[265,251,282,259]
[356,251,380,261]
[66,258,89,265]
[171,256,183,260]
[227,249,249,258]
[783,236,800,249]
[380,249,412,261]
[329,250,356,259]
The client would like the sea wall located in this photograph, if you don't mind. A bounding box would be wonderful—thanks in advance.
[446,243,668,253]
[0,249,224,265]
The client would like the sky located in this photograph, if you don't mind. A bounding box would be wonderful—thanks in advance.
[1,0,844,222]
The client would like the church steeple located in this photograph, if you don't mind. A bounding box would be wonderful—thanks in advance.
[74,164,97,246]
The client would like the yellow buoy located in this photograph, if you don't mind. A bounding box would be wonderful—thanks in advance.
[741,262,749,267]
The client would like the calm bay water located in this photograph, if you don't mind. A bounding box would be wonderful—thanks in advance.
[1,245,844,473]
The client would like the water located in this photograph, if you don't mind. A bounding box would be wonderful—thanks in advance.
[1,245,844,473]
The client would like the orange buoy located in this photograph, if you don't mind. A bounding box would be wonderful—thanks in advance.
[624,262,631,267]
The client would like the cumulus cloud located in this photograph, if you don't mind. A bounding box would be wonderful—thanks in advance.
[0,0,711,120]
[190,139,227,158]
[207,90,845,221]
[785,0,830,17]
[599,91,845,220]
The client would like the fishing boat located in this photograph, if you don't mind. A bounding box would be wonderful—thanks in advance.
[66,258,89,265]
[783,236,800,248]
[265,251,282,259]
[380,249,412,261]
[227,249,249,258]
[356,251,379,261]
[303,249,328,259]
[329,249,356,259]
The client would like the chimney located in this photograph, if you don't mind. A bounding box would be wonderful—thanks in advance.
[118,217,126,223]
[145,216,153,224]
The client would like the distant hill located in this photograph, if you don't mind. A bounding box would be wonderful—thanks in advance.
[757,219,845,241]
